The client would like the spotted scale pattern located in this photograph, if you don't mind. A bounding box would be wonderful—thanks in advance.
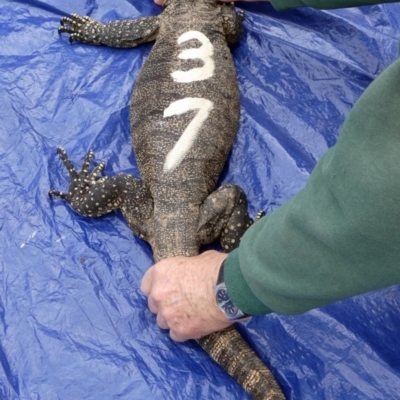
[51,2,285,399]
[49,148,152,240]
[59,13,160,47]
[198,184,253,252]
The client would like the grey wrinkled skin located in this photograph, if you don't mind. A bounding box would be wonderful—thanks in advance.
[49,1,286,399]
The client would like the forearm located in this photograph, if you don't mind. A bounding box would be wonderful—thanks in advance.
[225,57,400,315]
[270,0,398,10]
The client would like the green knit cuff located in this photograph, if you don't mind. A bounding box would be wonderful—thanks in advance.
[270,0,306,11]
[270,0,381,10]
[224,249,272,315]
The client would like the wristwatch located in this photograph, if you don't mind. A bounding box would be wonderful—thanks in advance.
[214,260,250,321]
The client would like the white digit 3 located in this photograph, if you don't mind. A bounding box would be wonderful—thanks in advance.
[163,98,214,173]
[171,31,215,83]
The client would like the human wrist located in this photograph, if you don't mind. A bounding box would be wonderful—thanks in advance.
[224,249,273,315]
[214,258,251,321]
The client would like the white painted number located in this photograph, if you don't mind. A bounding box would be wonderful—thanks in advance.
[163,31,215,172]
[171,31,215,83]
[163,98,214,173]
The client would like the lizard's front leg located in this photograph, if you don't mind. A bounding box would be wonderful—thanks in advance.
[197,184,257,252]
[59,13,160,47]
[49,147,152,240]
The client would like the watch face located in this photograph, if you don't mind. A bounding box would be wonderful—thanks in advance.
[217,288,238,316]
[216,287,229,302]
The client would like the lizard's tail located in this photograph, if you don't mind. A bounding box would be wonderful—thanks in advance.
[197,326,286,400]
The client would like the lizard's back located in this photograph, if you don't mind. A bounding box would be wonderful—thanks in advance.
[131,0,240,204]
[130,0,241,259]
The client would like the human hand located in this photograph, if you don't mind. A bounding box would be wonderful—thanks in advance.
[154,0,269,6]
[141,250,233,341]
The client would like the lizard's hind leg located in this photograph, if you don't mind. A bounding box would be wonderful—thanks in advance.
[49,147,152,239]
[197,184,253,252]
[221,3,245,45]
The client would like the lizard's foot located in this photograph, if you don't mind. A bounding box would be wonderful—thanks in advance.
[221,3,244,45]
[49,147,117,217]
[49,147,152,231]
[59,13,104,44]
[197,184,253,252]
[49,147,105,201]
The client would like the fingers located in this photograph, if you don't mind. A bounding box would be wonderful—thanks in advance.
[140,252,231,342]
[169,330,188,343]
[156,314,169,330]
[141,260,192,340]
[142,266,168,329]
[147,295,159,314]
[146,295,191,340]
[169,322,205,342]
[154,0,268,4]
[141,267,161,314]
[140,266,153,295]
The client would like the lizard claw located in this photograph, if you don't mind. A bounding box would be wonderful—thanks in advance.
[58,13,103,44]
[49,147,107,207]
[58,14,103,44]
[48,189,70,201]
[255,210,265,221]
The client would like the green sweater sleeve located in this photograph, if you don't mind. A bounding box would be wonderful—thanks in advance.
[270,0,398,11]
[224,57,400,316]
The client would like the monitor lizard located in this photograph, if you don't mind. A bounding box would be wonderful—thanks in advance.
[49,1,286,399]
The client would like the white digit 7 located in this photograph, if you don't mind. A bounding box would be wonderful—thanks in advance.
[163,98,214,173]
[171,31,215,83]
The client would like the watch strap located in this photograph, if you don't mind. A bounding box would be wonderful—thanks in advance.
[215,260,250,321]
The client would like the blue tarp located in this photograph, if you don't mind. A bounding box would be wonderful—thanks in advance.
[1,0,400,398]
